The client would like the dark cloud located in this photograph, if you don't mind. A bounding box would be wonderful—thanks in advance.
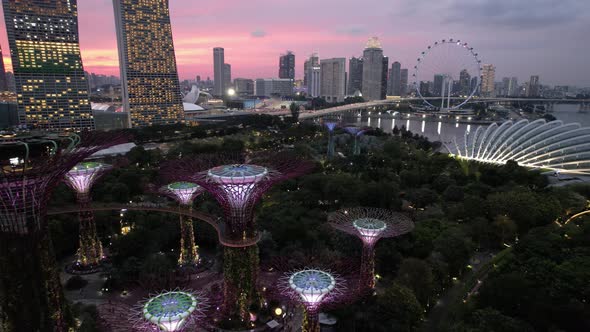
[250,29,267,38]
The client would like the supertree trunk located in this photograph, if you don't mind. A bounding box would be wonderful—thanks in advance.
[302,307,320,332]
[360,243,376,290]
[76,193,103,267]
[223,245,260,320]
[327,132,335,158]
[0,228,71,331]
[178,207,198,266]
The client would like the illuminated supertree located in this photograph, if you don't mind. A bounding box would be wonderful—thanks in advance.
[324,121,338,158]
[99,290,210,331]
[0,132,127,331]
[64,161,112,270]
[329,207,414,290]
[160,182,205,267]
[344,126,367,155]
[279,269,346,332]
[165,153,313,321]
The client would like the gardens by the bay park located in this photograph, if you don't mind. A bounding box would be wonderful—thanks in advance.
[1,114,589,332]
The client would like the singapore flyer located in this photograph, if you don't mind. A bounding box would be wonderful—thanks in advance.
[412,38,482,110]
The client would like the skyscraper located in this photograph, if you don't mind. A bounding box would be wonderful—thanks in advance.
[223,63,232,90]
[114,0,183,127]
[400,68,408,96]
[309,65,321,98]
[381,56,388,99]
[389,61,401,96]
[459,69,471,95]
[480,64,496,97]
[303,53,319,88]
[0,46,7,91]
[3,0,93,130]
[508,77,518,97]
[213,47,225,96]
[501,77,510,96]
[279,51,295,79]
[433,74,444,96]
[348,57,363,96]
[362,37,385,101]
[528,75,540,97]
[320,58,346,103]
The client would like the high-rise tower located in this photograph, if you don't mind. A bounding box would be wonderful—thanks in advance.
[362,37,385,100]
[480,64,496,97]
[279,51,295,79]
[2,0,93,130]
[213,47,225,96]
[0,46,8,91]
[348,57,363,96]
[389,61,401,96]
[113,0,184,127]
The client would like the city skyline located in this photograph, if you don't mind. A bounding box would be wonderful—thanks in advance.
[0,0,587,86]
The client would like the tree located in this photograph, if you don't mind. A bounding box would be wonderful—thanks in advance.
[492,215,517,245]
[433,227,474,276]
[396,258,434,306]
[289,102,300,122]
[376,282,423,332]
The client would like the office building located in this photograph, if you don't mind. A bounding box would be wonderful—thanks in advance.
[320,58,346,103]
[389,61,401,96]
[507,77,518,97]
[279,51,295,79]
[224,63,232,90]
[303,53,319,87]
[0,47,7,91]
[459,69,471,95]
[309,65,321,98]
[213,47,225,96]
[381,56,388,99]
[480,64,496,97]
[2,0,93,130]
[433,74,444,96]
[362,37,385,100]
[528,75,540,97]
[348,57,363,96]
[400,68,408,96]
[254,79,293,97]
[113,0,183,127]
[234,78,254,96]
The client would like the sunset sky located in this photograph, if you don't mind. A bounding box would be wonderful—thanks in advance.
[0,0,588,86]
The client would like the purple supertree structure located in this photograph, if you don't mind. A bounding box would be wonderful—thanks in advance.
[279,268,346,332]
[343,126,367,155]
[64,161,112,270]
[323,121,338,158]
[164,152,313,321]
[159,182,205,267]
[99,289,210,332]
[0,132,127,331]
[329,207,414,290]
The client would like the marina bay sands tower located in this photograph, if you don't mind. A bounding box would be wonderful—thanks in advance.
[113,0,184,127]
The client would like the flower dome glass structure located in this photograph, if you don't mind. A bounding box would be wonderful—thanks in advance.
[446,119,590,174]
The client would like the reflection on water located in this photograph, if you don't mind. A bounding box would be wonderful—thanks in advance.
[326,104,590,143]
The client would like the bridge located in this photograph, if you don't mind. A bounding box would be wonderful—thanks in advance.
[563,209,590,225]
[47,204,260,247]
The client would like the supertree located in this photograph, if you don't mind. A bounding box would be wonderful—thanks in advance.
[279,269,346,332]
[159,182,205,267]
[99,289,210,331]
[343,126,367,155]
[323,121,338,158]
[164,152,313,321]
[63,161,112,271]
[329,207,414,290]
[0,131,127,331]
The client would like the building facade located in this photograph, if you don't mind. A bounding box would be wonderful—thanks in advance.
[254,79,293,97]
[528,75,540,97]
[480,64,496,97]
[508,77,519,97]
[348,57,363,96]
[381,56,388,99]
[113,0,183,127]
[279,51,295,80]
[303,53,319,88]
[309,65,321,98]
[320,58,346,103]
[362,37,385,100]
[389,61,401,96]
[234,78,254,96]
[213,47,225,96]
[223,63,232,90]
[3,0,93,130]
[400,68,408,96]
[0,47,7,91]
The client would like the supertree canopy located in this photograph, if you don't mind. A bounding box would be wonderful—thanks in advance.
[163,152,313,321]
[160,182,205,267]
[343,126,367,155]
[99,290,210,332]
[0,131,127,331]
[64,161,113,270]
[329,207,414,290]
[280,269,345,332]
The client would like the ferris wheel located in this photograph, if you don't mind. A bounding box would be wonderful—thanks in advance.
[412,38,482,110]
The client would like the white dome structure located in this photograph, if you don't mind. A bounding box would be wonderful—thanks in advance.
[446,119,590,175]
